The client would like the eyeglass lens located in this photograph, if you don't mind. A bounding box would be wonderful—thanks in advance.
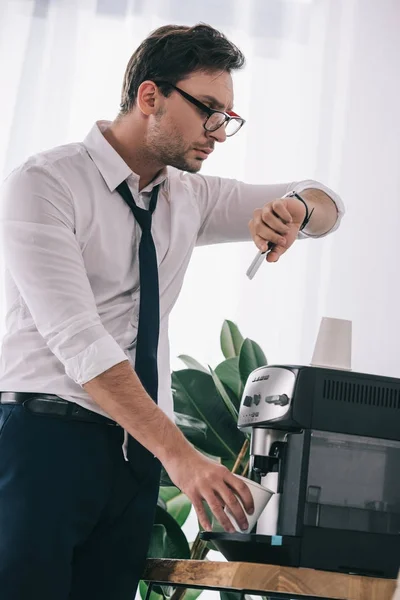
[205,112,242,136]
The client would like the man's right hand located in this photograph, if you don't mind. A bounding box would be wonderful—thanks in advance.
[163,446,254,533]
[84,361,254,532]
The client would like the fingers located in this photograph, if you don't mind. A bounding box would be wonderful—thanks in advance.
[224,474,254,515]
[209,474,255,533]
[191,477,253,533]
[249,205,290,251]
[217,486,250,532]
[263,209,291,235]
[252,234,273,253]
[269,199,293,224]
[250,223,286,252]
[249,199,301,261]
[169,453,254,534]
[266,244,286,263]
[205,493,239,533]
[192,497,213,532]
[193,493,236,533]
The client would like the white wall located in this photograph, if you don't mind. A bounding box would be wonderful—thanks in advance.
[169,0,400,382]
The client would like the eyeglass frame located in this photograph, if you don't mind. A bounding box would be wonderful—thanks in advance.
[154,80,245,137]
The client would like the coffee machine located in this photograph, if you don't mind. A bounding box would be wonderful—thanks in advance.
[202,365,400,578]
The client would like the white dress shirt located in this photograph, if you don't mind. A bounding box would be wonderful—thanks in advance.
[0,121,344,421]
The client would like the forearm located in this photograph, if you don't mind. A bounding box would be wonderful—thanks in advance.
[299,188,339,236]
[83,360,192,464]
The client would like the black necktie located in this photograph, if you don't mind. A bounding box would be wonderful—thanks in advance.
[115,180,160,404]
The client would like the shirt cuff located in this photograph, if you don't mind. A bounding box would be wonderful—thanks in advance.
[64,334,128,386]
[291,179,345,239]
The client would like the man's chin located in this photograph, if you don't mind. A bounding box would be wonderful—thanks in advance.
[169,158,202,174]
[186,155,206,173]
[185,163,202,173]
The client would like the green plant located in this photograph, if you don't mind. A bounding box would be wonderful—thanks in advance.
[140,320,268,600]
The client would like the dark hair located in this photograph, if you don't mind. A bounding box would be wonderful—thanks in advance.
[120,23,245,114]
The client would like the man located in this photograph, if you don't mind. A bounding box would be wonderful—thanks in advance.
[0,23,344,600]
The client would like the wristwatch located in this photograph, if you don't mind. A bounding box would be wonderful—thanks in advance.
[285,191,314,231]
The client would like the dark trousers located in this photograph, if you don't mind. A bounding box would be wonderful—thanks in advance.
[0,403,161,599]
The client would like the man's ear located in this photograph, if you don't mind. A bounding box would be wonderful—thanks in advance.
[137,80,162,116]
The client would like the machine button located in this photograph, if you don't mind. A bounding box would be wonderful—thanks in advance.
[243,395,253,407]
[265,394,289,406]
[279,394,289,406]
[265,395,279,404]
[253,394,261,406]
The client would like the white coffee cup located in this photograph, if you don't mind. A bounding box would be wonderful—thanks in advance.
[218,474,274,534]
[311,317,352,371]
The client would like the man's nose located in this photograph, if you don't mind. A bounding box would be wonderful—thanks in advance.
[208,125,227,143]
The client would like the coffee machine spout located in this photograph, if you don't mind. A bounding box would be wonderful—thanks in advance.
[249,428,287,479]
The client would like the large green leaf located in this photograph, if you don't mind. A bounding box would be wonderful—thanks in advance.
[184,589,203,600]
[159,467,174,487]
[209,366,238,421]
[215,357,243,403]
[159,486,182,503]
[238,338,268,387]
[172,369,246,460]
[148,524,168,558]
[174,411,208,447]
[157,495,167,511]
[139,580,164,600]
[159,486,192,527]
[148,505,190,559]
[220,320,244,359]
[178,354,208,373]
[140,582,203,600]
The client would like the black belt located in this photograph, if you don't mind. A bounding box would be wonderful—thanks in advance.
[0,392,118,426]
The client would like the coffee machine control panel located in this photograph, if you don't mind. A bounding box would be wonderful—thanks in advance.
[238,366,298,428]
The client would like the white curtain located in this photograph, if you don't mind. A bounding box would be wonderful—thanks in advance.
[1,0,400,378]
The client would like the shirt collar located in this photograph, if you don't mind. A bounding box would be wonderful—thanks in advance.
[83,120,169,194]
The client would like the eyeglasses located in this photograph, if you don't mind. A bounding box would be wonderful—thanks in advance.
[155,81,245,137]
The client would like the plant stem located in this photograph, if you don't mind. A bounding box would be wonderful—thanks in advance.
[190,534,203,559]
[231,439,249,474]
[241,459,249,477]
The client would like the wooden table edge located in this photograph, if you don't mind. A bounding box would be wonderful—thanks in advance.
[143,558,397,600]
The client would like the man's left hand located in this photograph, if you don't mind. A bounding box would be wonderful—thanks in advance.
[248,196,306,263]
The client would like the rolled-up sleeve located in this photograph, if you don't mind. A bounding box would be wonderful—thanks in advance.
[291,179,344,239]
[187,173,345,246]
[0,162,127,385]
